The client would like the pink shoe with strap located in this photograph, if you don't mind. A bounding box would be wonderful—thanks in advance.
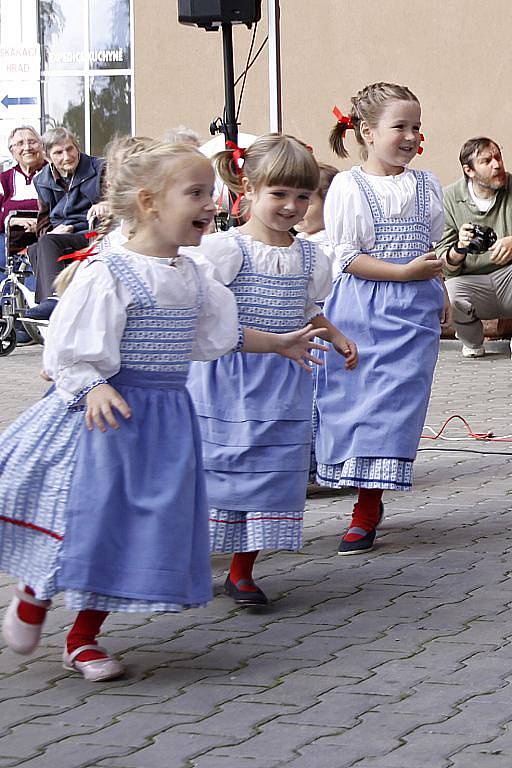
[62,644,124,682]
[2,585,51,654]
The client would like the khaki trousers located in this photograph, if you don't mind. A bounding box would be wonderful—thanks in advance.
[445,264,512,348]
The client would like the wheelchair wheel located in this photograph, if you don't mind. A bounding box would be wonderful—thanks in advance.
[11,284,44,346]
[0,321,16,356]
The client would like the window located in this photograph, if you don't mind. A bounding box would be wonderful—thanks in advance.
[39,0,133,155]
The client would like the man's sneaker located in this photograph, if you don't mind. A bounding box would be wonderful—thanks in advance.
[462,345,485,358]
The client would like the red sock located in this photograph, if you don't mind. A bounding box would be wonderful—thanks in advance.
[17,585,48,625]
[66,610,109,662]
[229,551,259,592]
[343,489,384,542]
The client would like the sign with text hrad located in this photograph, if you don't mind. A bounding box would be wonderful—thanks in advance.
[0,43,41,164]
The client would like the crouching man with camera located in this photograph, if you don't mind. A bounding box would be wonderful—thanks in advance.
[435,137,512,357]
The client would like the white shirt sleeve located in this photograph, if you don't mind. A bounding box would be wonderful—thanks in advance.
[191,262,241,361]
[324,171,376,274]
[43,260,128,404]
[181,231,243,286]
[427,171,444,244]
[305,243,334,320]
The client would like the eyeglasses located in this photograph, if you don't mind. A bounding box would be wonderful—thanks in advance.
[9,138,41,150]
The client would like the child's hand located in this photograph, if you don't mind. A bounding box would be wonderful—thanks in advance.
[332,334,358,369]
[85,383,132,432]
[39,369,52,382]
[404,252,443,281]
[275,324,329,372]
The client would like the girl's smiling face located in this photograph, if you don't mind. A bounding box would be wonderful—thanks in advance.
[363,99,421,176]
[127,156,216,260]
[243,183,313,245]
[154,157,216,249]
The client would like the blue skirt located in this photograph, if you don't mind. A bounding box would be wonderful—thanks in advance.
[188,352,313,552]
[316,273,443,469]
[0,368,212,611]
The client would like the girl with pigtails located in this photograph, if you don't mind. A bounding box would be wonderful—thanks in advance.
[315,82,450,555]
[186,133,358,606]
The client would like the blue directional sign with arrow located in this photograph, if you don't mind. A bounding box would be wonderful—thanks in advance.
[1,95,38,109]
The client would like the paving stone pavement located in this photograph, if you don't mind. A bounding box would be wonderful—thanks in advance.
[1,341,512,767]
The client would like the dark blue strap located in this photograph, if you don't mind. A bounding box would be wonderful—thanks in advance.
[101,251,156,308]
[351,169,385,219]
[413,170,429,220]
[233,232,254,272]
[184,256,204,314]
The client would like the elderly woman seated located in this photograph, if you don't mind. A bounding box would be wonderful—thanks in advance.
[0,125,46,271]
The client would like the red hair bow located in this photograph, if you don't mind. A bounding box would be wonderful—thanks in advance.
[333,106,354,130]
[57,231,98,263]
[226,140,246,180]
[225,141,247,218]
[417,133,425,155]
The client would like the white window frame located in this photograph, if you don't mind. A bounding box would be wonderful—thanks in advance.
[39,0,135,153]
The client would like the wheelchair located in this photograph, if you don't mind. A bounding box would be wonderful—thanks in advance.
[0,211,47,356]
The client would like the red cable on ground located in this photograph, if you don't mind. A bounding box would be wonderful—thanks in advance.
[421,414,512,443]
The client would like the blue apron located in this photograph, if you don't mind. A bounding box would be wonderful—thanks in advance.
[188,234,316,516]
[57,253,212,606]
[316,169,444,466]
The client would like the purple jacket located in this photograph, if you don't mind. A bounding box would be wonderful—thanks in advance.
[0,163,46,232]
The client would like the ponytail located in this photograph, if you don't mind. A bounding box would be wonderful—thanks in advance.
[329,106,356,159]
[215,148,244,194]
[329,122,350,159]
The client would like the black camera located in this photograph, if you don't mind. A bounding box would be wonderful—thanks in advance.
[467,224,497,254]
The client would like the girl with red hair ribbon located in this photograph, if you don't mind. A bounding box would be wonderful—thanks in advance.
[315,82,450,556]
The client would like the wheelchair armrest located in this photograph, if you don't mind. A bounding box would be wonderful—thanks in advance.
[4,210,38,229]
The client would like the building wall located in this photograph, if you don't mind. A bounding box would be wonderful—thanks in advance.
[134,0,511,186]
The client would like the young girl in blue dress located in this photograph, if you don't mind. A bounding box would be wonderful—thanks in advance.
[0,138,326,681]
[315,82,449,555]
[186,133,358,606]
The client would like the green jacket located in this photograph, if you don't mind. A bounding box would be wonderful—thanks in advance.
[435,173,512,278]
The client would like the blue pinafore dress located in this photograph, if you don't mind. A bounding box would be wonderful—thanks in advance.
[187,235,316,553]
[0,251,212,612]
[315,169,444,491]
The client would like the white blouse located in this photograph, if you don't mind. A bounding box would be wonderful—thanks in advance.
[184,229,333,320]
[297,229,336,276]
[324,166,444,274]
[43,246,240,404]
